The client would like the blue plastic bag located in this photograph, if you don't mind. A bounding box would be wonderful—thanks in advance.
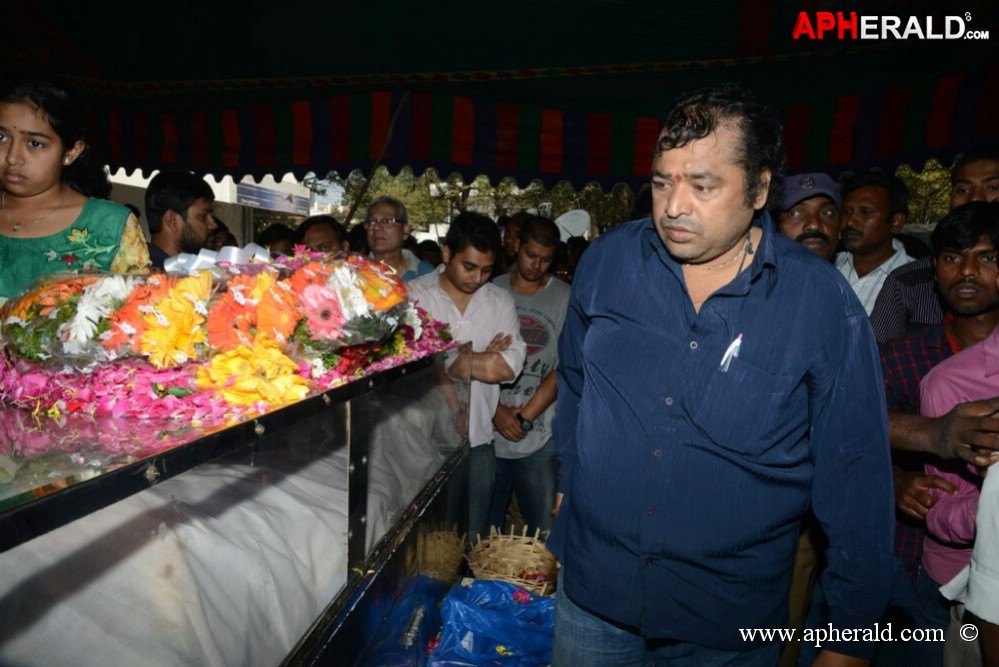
[427,579,555,666]
[357,574,450,667]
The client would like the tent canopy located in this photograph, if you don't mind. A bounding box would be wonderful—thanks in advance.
[4,0,996,189]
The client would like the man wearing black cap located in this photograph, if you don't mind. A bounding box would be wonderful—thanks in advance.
[776,172,841,262]
[774,171,842,667]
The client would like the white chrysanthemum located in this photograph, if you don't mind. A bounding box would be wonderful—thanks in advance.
[60,275,142,347]
[327,265,370,320]
[310,356,328,376]
[401,306,422,340]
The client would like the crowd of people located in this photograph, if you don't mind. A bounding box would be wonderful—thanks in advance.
[4,69,999,667]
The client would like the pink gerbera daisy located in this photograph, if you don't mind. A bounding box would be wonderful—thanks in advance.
[300,284,345,341]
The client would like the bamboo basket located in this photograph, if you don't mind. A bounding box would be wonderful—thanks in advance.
[468,526,558,596]
[417,526,467,586]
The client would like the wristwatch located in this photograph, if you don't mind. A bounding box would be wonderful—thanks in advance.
[516,413,534,432]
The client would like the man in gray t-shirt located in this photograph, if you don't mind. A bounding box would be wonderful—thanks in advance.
[488,215,572,536]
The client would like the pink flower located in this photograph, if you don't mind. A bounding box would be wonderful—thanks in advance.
[513,588,532,604]
[300,284,345,341]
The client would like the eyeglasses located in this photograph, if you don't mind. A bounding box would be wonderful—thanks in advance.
[364,216,404,229]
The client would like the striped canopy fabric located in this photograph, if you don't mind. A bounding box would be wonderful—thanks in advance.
[5,0,997,189]
[96,69,997,190]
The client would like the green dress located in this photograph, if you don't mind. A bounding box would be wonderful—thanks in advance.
[0,198,133,301]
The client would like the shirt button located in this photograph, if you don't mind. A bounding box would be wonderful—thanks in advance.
[644,558,653,568]
[653,449,663,458]
[663,396,674,406]
[689,341,698,350]
[646,506,655,516]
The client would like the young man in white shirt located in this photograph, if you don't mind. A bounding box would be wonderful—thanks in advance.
[408,212,526,542]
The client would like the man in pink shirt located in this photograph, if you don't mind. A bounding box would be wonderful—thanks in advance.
[920,201,999,666]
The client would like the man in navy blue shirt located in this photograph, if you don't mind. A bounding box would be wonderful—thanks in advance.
[549,85,898,666]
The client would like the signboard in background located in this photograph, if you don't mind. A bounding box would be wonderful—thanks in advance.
[236,183,311,216]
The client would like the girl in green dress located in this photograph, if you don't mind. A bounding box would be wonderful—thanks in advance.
[0,72,149,304]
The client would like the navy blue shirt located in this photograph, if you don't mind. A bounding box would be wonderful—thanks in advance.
[148,242,170,270]
[549,214,898,657]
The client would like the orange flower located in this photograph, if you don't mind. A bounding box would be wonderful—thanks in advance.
[355,264,407,312]
[101,274,175,353]
[256,280,301,344]
[206,296,254,351]
[288,261,333,294]
[9,275,101,319]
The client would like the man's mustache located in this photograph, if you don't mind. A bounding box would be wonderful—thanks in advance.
[794,231,832,244]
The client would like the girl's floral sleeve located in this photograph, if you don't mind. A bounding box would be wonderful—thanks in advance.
[110,214,151,273]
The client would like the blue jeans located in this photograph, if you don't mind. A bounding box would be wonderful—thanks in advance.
[553,570,780,667]
[488,438,558,536]
[468,443,496,545]
[904,566,948,667]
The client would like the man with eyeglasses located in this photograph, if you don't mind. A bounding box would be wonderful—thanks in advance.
[364,195,434,281]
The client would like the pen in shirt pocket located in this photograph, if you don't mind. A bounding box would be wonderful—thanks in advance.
[719,333,742,372]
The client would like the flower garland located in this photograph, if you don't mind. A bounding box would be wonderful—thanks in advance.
[0,251,454,423]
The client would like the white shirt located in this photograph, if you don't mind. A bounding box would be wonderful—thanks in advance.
[941,469,999,624]
[408,266,526,447]
[835,238,914,315]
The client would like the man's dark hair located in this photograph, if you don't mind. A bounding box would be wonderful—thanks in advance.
[519,216,560,248]
[257,223,296,247]
[416,239,443,265]
[952,148,999,183]
[347,223,369,253]
[655,84,784,210]
[841,170,909,219]
[297,214,348,245]
[444,212,501,258]
[931,201,999,255]
[145,170,214,234]
[509,210,533,227]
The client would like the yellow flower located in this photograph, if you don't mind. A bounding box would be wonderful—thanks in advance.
[139,298,206,367]
[196,341,311,409]
[67,228,90,244]
[174,271,214,312]
[249,271,277,301]
[135,271,214,368]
